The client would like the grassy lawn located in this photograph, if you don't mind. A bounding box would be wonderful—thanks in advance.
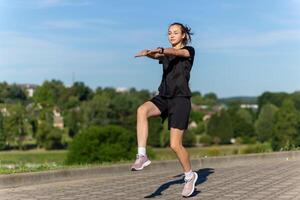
[0,150,67,165]
[0,150,67,174]
[153,143,273,160]
[0,144,272,174]
[153,145,246,160]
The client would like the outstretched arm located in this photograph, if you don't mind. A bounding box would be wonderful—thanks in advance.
[134,49,164,59]
[135,47,191,59]
[148,47,191,58]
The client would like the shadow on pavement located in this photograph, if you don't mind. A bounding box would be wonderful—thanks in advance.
[144,168,214,198]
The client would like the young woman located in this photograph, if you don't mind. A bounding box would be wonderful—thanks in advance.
[132,22,197,197]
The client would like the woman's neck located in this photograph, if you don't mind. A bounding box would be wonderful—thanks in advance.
[172,43,184,49]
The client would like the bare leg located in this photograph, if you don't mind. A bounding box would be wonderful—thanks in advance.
[170,128,191,172]
[136,101,161,148]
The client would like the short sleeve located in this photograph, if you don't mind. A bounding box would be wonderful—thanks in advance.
[183,46,195,59]
[182,46,195,64]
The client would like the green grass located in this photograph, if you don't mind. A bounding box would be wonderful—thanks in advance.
[0,144,272,174]
[0,150,67,165]
[0,150,67,174]
[152,144,270,160]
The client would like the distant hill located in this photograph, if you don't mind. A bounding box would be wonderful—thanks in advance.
[218,96,258,104]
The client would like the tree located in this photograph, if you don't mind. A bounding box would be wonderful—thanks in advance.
[257,92,289,113]
[255,103,278,142]
[204,92,218,101]
[291,91,300,111]
[6,84,27,101]
[26,102,41,139]
[192,91,202,97]
[237,108,253,124]
[69,82,93,101]
[33,80,66,106]
[81,93,110,127]
[0,83,27,103]
[36,121,52,148]
[207,110,233,144]
[35,121,65,150]
[0,82,9,103]
[272,100,300,150]
[203,92,218,106]
[191,92,202,105]
[227,107,255,143]
[183,130,197,147]
[95,87,117,99]
[159,121,170,147]
[44,127,65,150]
[130,89,150,102]
[64,108,82,137]
[4,103,29,149]
[147,118,163,147]
[108,93,141,131]
[190,110,204,124]
[0,113,6,150]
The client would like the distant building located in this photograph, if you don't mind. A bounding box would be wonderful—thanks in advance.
[191,103,209,112]
[116,87,129,93]
[212,105,225,112]
[188,121,198,129]
[203,112,214,122]
[18,84,38,97]
[53,107,64,129]
[0,107,10,117]
[240,104,258,110]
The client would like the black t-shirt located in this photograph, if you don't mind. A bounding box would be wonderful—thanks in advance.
[157,46,195,97]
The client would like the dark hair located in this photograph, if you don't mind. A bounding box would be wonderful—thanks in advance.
[169,22,193,45]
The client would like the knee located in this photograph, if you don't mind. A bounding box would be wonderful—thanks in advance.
[137,105,148,118]
[170,143,182,152]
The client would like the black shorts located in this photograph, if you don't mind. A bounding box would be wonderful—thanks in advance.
[150,95,191,130]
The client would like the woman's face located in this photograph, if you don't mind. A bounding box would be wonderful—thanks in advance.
[168,25,185,46]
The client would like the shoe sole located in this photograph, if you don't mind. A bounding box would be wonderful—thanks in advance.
[183,172,198,197]
[131,160,151,171]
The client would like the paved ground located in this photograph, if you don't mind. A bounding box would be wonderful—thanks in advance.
[1,159,300,200]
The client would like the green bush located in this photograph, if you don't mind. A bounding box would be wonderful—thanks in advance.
[148,118,163,147]
[159,121,170,148]
[0,114,5,150]
[190,111,204,124]
[206,147,221,156]
[66,125,137,164]
[36,123,65,150]
[240,142,272,154]
[0,138,6,150]
[199,134,212,146]
[44,128,65,150]
[183,131,197,147]
[241,136,257,144]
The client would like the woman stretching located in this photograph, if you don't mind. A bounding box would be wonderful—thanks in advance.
[132,22,198,198]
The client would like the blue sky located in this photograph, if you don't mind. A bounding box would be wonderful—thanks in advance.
[0,0,300,98]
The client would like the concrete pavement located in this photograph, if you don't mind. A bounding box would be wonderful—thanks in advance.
[1,151,300,199]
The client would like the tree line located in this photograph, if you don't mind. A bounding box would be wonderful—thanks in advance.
[0,80,300,152]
